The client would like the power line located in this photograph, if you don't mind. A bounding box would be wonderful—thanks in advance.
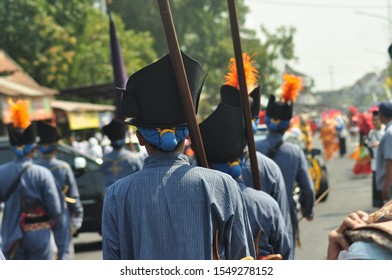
[245,0,387,9]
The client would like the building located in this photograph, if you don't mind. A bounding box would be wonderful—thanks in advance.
[0,50,57,135]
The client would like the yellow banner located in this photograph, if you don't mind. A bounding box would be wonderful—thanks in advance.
[68,111,100,130]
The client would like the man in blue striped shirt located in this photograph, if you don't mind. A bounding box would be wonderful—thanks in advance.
[102,52,255,260]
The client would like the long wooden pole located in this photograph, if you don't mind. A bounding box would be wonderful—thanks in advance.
[157,0,209,168]
[227,0,261,190]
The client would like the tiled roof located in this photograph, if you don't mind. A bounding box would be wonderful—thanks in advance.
[0,50,58,96]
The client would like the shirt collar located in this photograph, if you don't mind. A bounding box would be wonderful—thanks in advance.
[143,152,189,169]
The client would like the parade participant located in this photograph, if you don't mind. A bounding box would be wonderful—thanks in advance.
[335,113,348,157]
[199,92,292,259]
[101,52,255,260]
[0,99,61,260]
[367,108,385,208]
[299,114,313,151]
[101,119,143,194]
[219,54,293,256]
[376,101,392,203]
[255,74,315,255]
[319,111,340,161]
[36,120,84,260]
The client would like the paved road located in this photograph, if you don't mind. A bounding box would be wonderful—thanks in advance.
[74,134,376,260]
[294,136,376,259]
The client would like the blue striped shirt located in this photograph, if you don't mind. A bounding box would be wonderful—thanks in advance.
[256,133,315,248]
[0,157,61,259]
[237,180,292,260]
[102,152,255,260]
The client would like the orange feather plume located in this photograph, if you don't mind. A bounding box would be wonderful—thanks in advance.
[281,74,303,103]
[224,53,259,91]
[8,98,31,129]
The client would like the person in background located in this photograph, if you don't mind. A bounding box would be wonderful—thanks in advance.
[335,113,348,157]
[256,74,315,256]
[367,108,385,208]
[101,52,255,260]
[199,87,292,259]
[36,121,84,259]
[0,99,61,259]
[219,54,293,257]
[101,119,143,194]
[376,101,392,204]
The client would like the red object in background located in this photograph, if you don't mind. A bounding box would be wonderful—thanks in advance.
[349,105,358,115]
[258,110,266,124]
[358,112,373,136]
[309,120,317,135]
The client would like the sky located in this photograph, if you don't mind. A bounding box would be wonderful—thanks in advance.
[244,0,392,92]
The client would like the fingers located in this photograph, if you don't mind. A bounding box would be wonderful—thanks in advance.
[336,211,368,233]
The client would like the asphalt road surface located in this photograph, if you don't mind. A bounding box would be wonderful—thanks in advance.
[74,134,376,260]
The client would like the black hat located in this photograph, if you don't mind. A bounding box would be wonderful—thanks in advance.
[37,121,61,144]
[102,119,127,141]
[266,94,293,121]
[199,103,245,162]
[220,85,261,118]
[7,123,37,146]
[122,52,204,128]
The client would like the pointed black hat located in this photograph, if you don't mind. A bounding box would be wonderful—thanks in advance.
[199,103,245,163]
[37,121,61,144]
[266,94,293,121]
[220,85,261,118]
[7,123,37,146]
[102,119,127,141]
[122,52,204,128]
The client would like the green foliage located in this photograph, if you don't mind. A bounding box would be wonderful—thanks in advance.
[0,0,297,115]
[68,9,156,87]
[0,0,156,90]
[112,0,296,118]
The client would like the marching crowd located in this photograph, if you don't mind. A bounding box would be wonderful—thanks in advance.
[1,49,392,261]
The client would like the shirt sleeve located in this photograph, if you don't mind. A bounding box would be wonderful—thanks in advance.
[102,187,121,260]
[383,133,392,160]
[65,164,84,217]
[224,183,256,260]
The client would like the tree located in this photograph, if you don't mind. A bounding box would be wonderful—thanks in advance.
[67,9,157,88]
[111,0,296,118]
[0,0,156,90]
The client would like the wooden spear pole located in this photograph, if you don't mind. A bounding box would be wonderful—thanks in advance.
[227,0,261,190]
[157,0,209,168]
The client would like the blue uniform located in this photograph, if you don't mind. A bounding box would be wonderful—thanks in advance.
[36,156,84,259]
[237,180,292,259]
[242,151,293,247]
[0,157,61,260]
[102,152,255,260]
[101,148,143,193]
[256,133,315,251]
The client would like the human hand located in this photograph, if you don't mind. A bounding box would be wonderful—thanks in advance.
[326,211,368,260]
[71,216,83,234]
